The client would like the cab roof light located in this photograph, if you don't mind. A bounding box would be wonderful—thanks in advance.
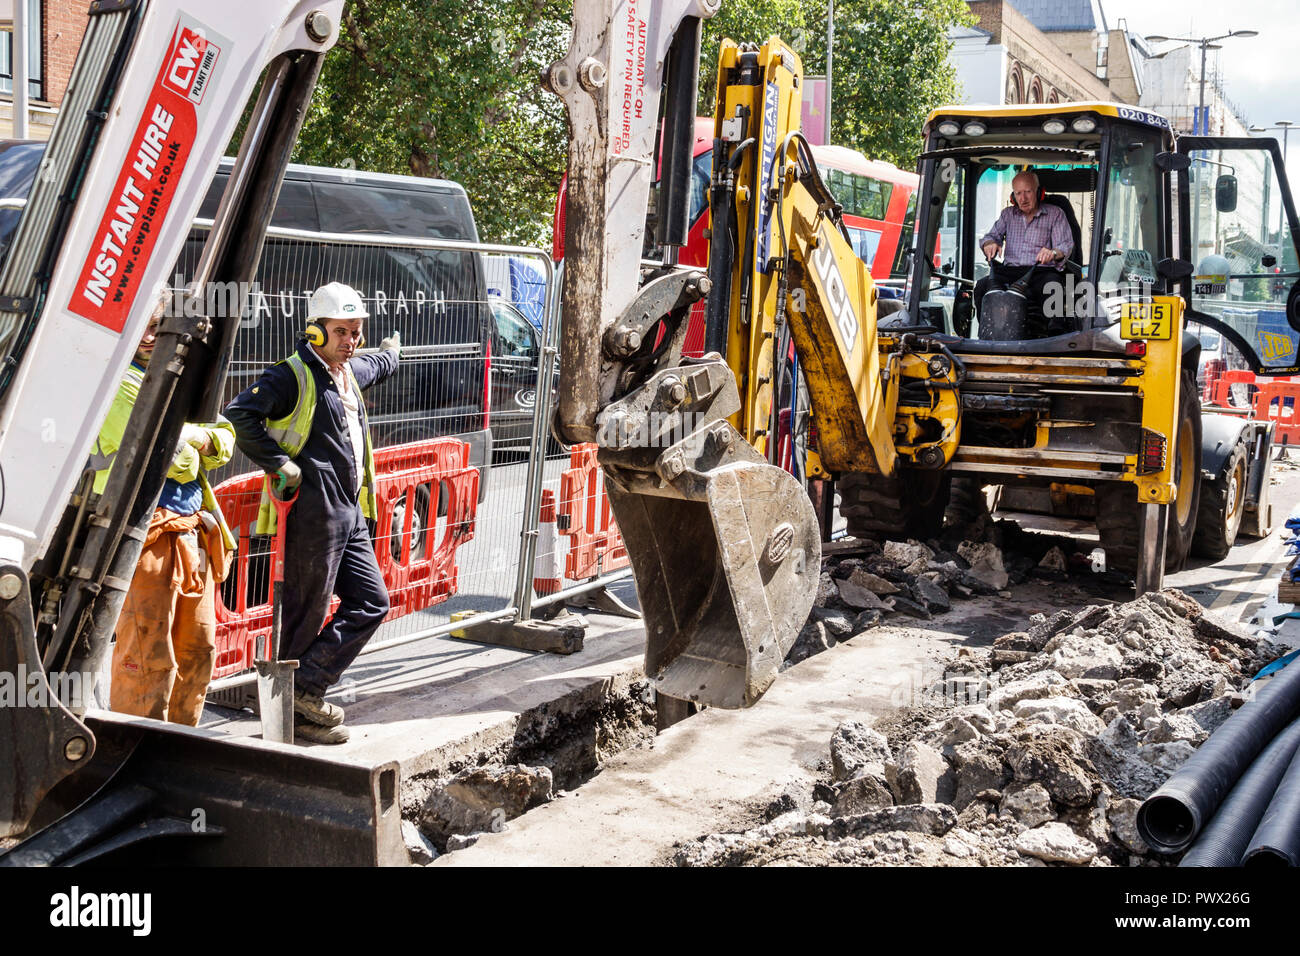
[1042,118,1067,135]
[937,119,961,137]
[1071,115,1098,134]
[962,120,987,136]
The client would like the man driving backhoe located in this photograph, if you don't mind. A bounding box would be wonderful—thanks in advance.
[974,169,1074,336]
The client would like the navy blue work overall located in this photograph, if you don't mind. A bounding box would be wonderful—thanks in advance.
[226,340,399,696]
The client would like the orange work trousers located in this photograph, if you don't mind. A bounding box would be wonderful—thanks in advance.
[111,514,217,726]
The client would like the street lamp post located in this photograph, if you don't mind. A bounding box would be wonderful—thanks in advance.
[1251,120,1294,168]
[826,0,834,145]
[1146,30,1257,257]
[1145,30,1258,135]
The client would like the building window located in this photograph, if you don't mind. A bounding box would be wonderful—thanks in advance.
[1006,64,1023,105]
[1047,89,1060,105]
[1029,77,1043,103]
[1,0,45,102]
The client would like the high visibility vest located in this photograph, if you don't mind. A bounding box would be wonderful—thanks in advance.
[254,352,378,536]
[91,362,236,554]
[89,364,147,491]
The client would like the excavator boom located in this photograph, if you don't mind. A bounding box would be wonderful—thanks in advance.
[548,3,821,708]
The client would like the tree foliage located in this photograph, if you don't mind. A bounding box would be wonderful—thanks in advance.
[294,0,571,247]
[291,0,970,246]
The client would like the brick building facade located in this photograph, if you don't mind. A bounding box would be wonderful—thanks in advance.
[3,0,90,139]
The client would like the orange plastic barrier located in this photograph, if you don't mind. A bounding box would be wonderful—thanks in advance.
[371,438,479,619]
[1255,380,1300,445]
[1209,369,1257,410]
[556,442,629,581]
[209,438,477,680]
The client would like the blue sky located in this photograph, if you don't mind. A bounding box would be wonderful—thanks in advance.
[1103,0,1295,131]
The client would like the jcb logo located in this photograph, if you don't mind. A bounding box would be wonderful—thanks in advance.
[1259,329,1296,362]
[813,239,858,353]
[162,25,219,104]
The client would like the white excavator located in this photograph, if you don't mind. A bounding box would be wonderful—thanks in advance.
[0,0,357,861]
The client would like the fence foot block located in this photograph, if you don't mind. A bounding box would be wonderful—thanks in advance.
[564,585,640,619]
[456,612,587,654]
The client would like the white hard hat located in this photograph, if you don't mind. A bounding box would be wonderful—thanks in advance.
[308,282,369,321]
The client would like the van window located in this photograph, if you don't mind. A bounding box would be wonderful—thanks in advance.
[314,183,476,240]
[197,175,319,232]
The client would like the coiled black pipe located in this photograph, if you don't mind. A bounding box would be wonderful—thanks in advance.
[1137,658,1300,853]
[1242,741,1300,866]
[1180,715,1300,866]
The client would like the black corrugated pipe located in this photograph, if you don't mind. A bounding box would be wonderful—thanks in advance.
[1242,741,1300,866]
[1180,714,1300,866]
[1137,658,1300,853]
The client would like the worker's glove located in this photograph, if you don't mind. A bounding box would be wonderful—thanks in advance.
[273,460,303,494]
[180,423,212,450]
[380,330,401,355]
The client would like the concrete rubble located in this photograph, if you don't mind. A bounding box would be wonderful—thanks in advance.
[676,571,1286,866]
[784,518,1123,666]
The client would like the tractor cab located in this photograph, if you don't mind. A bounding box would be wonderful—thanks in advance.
[902,103,1300,376]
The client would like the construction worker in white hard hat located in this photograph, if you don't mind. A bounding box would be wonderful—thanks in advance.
[225,281,401,744]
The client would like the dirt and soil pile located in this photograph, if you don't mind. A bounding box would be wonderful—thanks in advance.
[679,588,1286,866]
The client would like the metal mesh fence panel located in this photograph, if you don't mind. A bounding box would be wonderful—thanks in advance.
[173,224,559,685]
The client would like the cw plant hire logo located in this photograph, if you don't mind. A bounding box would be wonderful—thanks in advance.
[50,886,151,936]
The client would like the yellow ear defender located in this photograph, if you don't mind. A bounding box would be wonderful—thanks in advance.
[303,320,365,349]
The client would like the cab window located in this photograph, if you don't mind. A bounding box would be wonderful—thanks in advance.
[1098,125,1162,301]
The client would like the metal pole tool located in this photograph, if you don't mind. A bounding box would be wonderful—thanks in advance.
[255,481,299,743]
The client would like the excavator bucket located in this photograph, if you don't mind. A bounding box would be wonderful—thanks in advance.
[607,456,820,708]
[594,361,821,707]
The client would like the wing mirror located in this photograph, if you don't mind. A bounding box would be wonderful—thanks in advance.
[1215,174,1238,213]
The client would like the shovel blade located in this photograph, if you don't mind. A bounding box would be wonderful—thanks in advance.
[608,460,821,709]
[255,659,298,745]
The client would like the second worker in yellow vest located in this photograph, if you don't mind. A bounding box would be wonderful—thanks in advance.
[225,282,400,745]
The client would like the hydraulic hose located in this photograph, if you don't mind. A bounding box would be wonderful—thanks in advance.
[1242,741,1300,866]
[1180,714,1300,866]
[1137,657,1300,853]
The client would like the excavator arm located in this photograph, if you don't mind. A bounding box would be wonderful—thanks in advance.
[0,0,345,839]
[548,20,964,708]
[547,4,821,709]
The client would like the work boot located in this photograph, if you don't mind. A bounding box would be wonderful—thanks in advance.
[293,688,344,727]
[293,718,350,745]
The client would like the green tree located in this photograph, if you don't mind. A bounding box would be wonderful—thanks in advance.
[799,0,971,168]
[294,0,571,246]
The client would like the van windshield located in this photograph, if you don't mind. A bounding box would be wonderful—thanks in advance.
[0,141,46,266]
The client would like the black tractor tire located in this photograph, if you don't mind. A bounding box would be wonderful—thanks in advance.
[840,469,950,541]
[1191,439,1248,559]
[945,475,990,530]
[1097,370,1202,575]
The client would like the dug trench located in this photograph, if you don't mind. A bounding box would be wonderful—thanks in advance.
[403,512,1292,866]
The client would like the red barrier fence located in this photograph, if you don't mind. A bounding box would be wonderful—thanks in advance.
[210,437,478,680]
[1256,380,1300,446]
[556,443,629,582]
[1208,369,1258,411]
[1204,369,1300,446]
